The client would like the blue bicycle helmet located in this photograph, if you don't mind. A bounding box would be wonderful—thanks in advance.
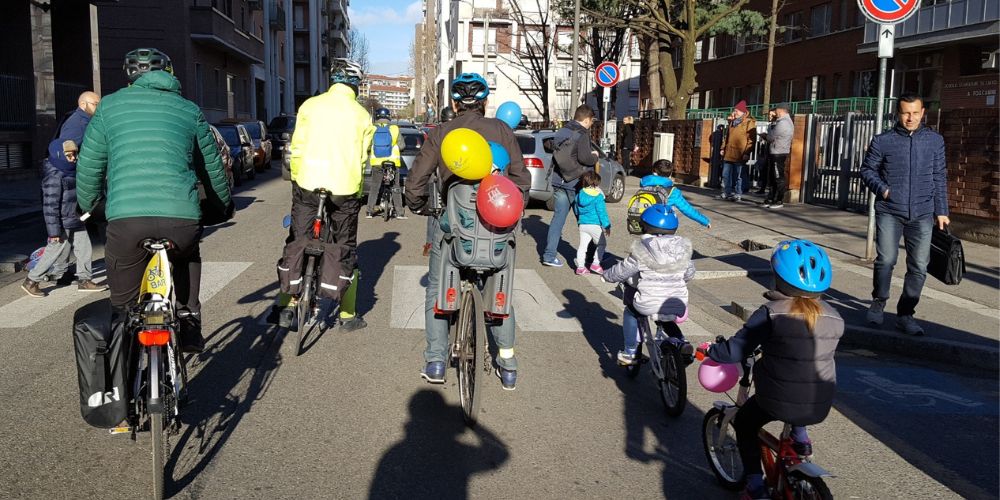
[639,204,679,235]
[374,107,391,121]
[451,73,489,104]
[771,239,832,296]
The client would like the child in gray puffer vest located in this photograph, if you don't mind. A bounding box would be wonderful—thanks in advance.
[603,204,695,365]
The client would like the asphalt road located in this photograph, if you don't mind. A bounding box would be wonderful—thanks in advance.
[0,167,996,499]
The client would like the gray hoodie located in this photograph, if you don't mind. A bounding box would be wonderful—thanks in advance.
[602,234,696,320]
[767,114,793,155]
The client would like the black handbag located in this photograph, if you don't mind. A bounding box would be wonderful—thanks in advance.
[927,226,965,285]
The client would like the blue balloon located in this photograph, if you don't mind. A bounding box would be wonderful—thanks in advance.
[496,101,522,130]
[488,141,510,172]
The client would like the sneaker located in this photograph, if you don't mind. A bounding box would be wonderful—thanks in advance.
[762,201,773,208]
[730,195,742,202]
[77,280,108,292]
[339,316,367,332]
[895,315,925,336]
[278,306,295,329]
[422,243,432,257]
[575,267,589,275]
[365,211,374,219]
[715,194,730,200]
[792,440,813,457]
[496,367,517,390]
[589,263,604,274]
[617,349,638,366]
[396,214,408,220]
[178,312,205,353]
[21,278,45,298]
[542,257,564,267]
[866,299,885,325]
[768,202,784,209]
[421,361,446,383]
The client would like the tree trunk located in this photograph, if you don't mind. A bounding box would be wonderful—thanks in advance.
[656,36,681,118]
[762,0,780,111]
[642,34,662,110]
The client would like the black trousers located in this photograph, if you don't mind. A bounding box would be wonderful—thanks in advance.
[289,183,361,275]
[733,396,776,477]
[765,154,788,204]
[365,163,403,217]
[105,217,202,314]
[620,147,632,175]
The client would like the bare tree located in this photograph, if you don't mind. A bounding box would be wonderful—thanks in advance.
[761,0,790,111]
[348,30,371,75]
[496,0,555,124]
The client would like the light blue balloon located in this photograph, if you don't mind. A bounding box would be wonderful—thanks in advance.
[488,141,510,172]
[496,101,522,130]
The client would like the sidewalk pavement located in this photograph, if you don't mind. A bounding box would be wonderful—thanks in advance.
[675,183,999,372]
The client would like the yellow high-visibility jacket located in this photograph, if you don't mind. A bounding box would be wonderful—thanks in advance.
[371,122,402,168]
[289,84,375,195]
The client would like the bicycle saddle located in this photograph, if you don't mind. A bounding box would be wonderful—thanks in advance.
[140,238,175,251]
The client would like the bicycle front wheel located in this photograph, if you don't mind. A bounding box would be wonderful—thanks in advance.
[150,411,166,499]
[702,407,744,490]
[456,287,485,426]
[788,473,833,500]
[658,343,687,417]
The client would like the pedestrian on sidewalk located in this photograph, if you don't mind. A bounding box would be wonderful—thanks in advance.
[860,93,950,336]
[718,101,756,202]
[542,104,599,268]
[573,170,611,275]
[22,140,107,297]
[620,116,637,176]
[763,106,793,208]
[753,110,777,196]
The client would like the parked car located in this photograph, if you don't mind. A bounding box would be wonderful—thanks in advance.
[208,124,235,188]
[268,115,296,158]
[515,131,626,209]
[241,120,272,169]
[213,122,256,184]
[362,128,425,195]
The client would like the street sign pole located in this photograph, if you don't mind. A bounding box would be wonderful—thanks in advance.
[866,24,894,261]
[594,61,620,154]
[603,86,611,150]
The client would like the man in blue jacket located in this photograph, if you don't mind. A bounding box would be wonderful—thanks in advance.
[860,94,950,336]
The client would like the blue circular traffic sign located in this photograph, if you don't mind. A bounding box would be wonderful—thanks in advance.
[858,0,920,24]
[595,62,620,88]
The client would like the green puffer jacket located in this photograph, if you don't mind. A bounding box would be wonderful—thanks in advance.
[76,71,231,221]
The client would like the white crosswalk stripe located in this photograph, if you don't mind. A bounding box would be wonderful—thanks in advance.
[390,265,583,332]
[0,262,251,329]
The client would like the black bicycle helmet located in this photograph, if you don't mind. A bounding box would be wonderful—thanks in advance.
[440,106,456,122]
[450,73,489,104]
[124,48,174,83]
[374,107,391,121]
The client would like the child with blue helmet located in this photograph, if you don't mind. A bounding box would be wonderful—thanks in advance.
[642,160,711,228]
[700,240,844,500]
[603,204,696,364]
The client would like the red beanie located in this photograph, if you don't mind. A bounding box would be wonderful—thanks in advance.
[734,100,748,114]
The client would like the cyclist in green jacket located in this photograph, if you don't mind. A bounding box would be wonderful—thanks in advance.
[76,48,232,352]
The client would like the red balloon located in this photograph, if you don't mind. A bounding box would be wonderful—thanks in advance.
[476,174,523,229]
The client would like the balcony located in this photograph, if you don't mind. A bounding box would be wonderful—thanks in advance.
[270,4,286,30]
[190,6,264,63]
[862,0,999,49]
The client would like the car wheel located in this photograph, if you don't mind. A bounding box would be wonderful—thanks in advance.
[607,174,626,203]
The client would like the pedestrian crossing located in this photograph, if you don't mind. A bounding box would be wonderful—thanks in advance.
[0,262,251,329]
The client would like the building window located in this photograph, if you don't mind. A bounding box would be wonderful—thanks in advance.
[809,75,825,100]
[295,67,306,92]
[832,73,844,97]
[195,63,203,105]
[213,0,234,18]
[783,12,804,43]
[809,4,832,37]
[747,84,762,104]
[689,92,700,109]
[243,78,250,112]
[214,69,222,108]
[707,37,717,61]
[853,70,876,97]
[473,26,497,55]
[694,40,703,63]
[780,79,795,102]
[839,0,861,30]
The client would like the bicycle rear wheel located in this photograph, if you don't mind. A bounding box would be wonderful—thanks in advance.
[291,256,315,356]
[150,411,166,500]
[788,473,833,500]
[658,343,687,417]
[702,407,744,490]
[456,287,485,426]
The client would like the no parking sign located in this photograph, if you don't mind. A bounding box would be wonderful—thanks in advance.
[858,0,920,24]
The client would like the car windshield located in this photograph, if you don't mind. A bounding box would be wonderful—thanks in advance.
[268,117,294,130]
[243,123,262,139]
[400,132,424,153]
[516,136,536,155]
[216,127,240,145]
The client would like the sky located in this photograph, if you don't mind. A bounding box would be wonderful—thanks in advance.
[349,0,423,76]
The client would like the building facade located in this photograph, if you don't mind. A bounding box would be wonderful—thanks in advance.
[360,74,414,115]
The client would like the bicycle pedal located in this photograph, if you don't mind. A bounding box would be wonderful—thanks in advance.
[108,426,132,435]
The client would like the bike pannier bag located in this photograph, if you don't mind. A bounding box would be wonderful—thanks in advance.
[317,242,351,300]
[277,237,309,296]
[73,299,128,428]
[928,226,965,285]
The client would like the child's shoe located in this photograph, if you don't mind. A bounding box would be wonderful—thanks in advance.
[575,267,589,275]
[617,348,638,365]
[741,474,769,500]
[792,439,813,457]
[588,263,604,274]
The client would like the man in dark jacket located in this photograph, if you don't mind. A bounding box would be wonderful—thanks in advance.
[620,116,636,175]
[860,93,950,336]
[541,104,599,267]
[405,73,530,389]
[77,48,232,352]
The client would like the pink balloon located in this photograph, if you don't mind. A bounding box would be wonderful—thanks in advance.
[698,358,740,393]
[476,174,523,229]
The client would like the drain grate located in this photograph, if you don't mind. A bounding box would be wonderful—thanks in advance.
[739,239,773,252]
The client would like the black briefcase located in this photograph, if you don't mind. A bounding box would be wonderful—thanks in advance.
[927,226,965,285]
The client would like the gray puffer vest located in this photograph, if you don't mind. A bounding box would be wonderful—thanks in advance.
[602,235,695,320]
[754,295,844,426]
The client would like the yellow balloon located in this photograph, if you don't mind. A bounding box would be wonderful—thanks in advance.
[441,128,492,180]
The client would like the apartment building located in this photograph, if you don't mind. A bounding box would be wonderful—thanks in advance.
[360,75,414,115]
[433,0,642,124]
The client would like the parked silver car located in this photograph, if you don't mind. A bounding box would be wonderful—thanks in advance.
[516,131,626,209]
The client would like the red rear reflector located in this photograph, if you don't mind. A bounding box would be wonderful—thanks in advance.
[524,157,544,169]
[446,288,457,307]
[495,292,506,309]
[312,219,321,238]
[138,329,171,346]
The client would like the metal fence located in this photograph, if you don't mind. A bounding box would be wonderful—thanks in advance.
[686,97,902,120]
[0,74,33,130]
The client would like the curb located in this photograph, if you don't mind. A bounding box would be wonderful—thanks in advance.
[0,254,27,274]
[694,268,771,280]
[730,301,999,372]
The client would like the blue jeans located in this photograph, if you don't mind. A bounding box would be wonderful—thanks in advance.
[722,162,744,197]
[425,220,517,370]
[873,213,933,317]
[621,288,684,352]
[543,186,576,262]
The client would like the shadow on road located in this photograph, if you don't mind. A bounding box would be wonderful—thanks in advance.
[559,289,728,498]
[368,390,509,500]
[357,231,402,316]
